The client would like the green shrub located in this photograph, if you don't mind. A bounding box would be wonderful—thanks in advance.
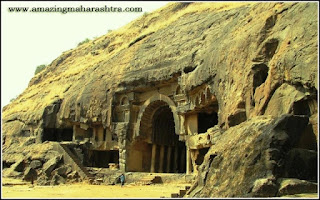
[34,64,46,75]
[77,38,90,46]
[10,97,17,102]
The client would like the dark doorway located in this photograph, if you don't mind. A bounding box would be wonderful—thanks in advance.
[151,105,186,173]
[87,150,119,168]
[195,147,210,165]
[198,112,218,133]
[152,105,177,146]
[42,128,73,142]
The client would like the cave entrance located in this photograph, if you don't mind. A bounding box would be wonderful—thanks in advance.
[198,111,218,133]
[128,100,185,173]
[195,147,210,165]
[86,150,119,168]
[150,105,186,173]
[42,128,73,142]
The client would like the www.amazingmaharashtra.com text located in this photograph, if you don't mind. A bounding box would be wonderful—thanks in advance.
[8,5,143,14]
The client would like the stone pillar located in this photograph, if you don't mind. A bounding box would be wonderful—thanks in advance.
[173,146,179,173]
[186,146,192,175]
[180,146,186,173]
[166,146,172,173]
[159,145,165,173]
[73,125,77,142]
[150,144,157,173]
[124,110,130,122]
[119,148,126,172]
[190,150,199,174]
[92,127,97,142]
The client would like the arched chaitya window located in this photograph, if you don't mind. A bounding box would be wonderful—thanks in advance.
[120,96,129,105]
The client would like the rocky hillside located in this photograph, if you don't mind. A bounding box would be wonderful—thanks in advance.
[2,2,318,197]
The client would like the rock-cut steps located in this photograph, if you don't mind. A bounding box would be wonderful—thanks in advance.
[170,185,191,198]
[138,175,162,185]
[53,142,94,181]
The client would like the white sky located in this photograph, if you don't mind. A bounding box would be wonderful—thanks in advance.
[1,1,169,109]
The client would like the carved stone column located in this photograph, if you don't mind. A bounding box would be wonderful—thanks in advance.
[173,146,179,173]
[150,144,157,173]
[166,146,172,172]
[186,145,192,175]
[159,145,165,173]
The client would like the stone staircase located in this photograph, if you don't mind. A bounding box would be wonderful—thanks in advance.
[137,175,162,185]
[170,185,191,198]
[53,143,94,181]
[85,167,122,185]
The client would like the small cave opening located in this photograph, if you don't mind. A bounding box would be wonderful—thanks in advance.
[264,39,279,60]
[292,100,311,116]
[183,66,196,73]
[121,96,129,105]
[296,123,317,151]
[176,86,182,95]
[252,63,269,92]
[74,128,93,141]
[86,150,119,168]
[195,147,210,165]
[198,112,218,133]
[42,128,73,142]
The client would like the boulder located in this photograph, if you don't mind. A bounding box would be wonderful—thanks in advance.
[29,160,42,169]
[11,158,25,172]
[2,167,22,178]
[251,177,278,197]
[23,167,37,182]
[44,150,60,162]
[67,171,79,180]
[22,137,36,146]
[50,174,66,185]
[3,157,28,178]
[264,83,306,117]
[36,174,50,186]
[52,165,72,177]
[42,155,62,177]
[278,178,318,196]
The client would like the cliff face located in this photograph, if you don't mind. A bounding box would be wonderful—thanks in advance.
[2,2,318,197]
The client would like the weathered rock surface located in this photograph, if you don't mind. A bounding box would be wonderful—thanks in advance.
[278,178,318,196]
[251,176,278,197]
[52,165,72,177]
[1,2,318,198]
[2,2,317,136]
[50,174,66,185]
[10,158,25,173]
[36,174,50,186]
[43,155,62,176]
[29,160,42,169]
[67,171,80,181]
[187,114,315,197]
[283,148,317,180]
[23,167,37,182]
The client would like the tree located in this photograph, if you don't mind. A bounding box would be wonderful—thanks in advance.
[34,64,46,75]
[77,38,90,46]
